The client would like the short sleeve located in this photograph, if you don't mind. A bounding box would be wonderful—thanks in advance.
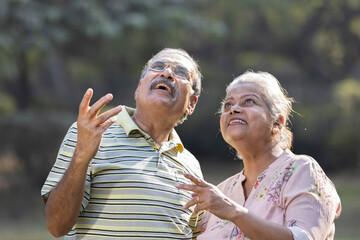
[40,122,92,212]
[288,226,312,240]
[282,158,341,240]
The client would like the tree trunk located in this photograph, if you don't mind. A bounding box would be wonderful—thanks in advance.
[16,48,30,110]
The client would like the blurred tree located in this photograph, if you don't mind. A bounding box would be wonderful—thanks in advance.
[0,0,221,111]
[292,78,360,171]
[0,0,225,189]
[0,91,16,115]
[178,0,360,165]
[191,0,360,86]
[328,78,360,169]
[1,0,360,187]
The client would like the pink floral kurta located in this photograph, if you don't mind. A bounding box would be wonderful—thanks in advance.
[197,150,341,240]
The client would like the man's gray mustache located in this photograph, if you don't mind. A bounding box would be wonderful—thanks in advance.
[149,77,179,98]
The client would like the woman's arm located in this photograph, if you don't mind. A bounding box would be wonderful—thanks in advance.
[175,173,294,240]
[229,204,294,240]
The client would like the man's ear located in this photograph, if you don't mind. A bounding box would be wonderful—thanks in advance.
[185,96,198,115]
[134,81,142,99]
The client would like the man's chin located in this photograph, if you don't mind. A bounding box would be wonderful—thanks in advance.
[149,90,178,102]
[147,95,177,107]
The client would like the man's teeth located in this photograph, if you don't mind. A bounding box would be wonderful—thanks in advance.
[230,119,247,125]
[155,83,171,94]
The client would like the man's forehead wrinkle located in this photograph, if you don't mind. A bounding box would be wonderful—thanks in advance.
[152,54,194,68]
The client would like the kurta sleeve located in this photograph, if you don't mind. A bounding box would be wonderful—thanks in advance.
[282,157,341,240]
[40,122,92,212]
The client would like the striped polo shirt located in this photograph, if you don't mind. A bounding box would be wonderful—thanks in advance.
[41,106,203,239]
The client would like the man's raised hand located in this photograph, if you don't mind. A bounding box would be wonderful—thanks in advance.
[75,88,122,163]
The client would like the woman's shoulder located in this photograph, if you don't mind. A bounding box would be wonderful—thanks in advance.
[282,151,341,218]
[278,149,323,173]
[282,149,316,164]
[281,150,339,196]
[268,150,338,195]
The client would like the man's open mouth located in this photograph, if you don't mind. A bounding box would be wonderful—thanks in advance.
[153,82,174,96]
[149,77,178,98]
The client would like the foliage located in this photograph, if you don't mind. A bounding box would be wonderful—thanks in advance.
[292,78,360,171]
[0,0,360,183]
[0,0,221,110]
[334,78,360,112]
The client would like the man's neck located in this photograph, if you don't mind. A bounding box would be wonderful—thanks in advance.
[132,110,176,147]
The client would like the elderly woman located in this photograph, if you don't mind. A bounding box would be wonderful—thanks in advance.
[176,71,341,240]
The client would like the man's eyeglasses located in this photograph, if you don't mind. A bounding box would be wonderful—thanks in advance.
[148,61,192,81]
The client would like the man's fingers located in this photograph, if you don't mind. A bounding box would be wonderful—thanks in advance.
[97,106,123,131]
[79,88,93,118]
[98,118,117,133]
[88,93,113,119]
[95,105,122,126]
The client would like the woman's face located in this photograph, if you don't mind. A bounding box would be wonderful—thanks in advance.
[220,83,274,148]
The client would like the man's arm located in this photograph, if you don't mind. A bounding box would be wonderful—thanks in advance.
[44,89,122,237]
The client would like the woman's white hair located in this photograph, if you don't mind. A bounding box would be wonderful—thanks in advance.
[222,70,294,150]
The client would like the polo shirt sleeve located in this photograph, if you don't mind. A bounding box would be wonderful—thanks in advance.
[40,122,92,212]
[282,157,341,240]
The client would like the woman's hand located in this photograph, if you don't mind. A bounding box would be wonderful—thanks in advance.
[175,173,241,220]
[176,174,295,240]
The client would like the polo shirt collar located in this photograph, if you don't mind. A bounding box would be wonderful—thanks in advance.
[116,105,184,153]
[116,106,139,135]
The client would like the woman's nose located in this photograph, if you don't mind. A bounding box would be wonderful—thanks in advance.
[230,105,241,114]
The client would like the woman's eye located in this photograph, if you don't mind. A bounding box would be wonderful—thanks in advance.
[223,102,232,110]
[244,99,255,104]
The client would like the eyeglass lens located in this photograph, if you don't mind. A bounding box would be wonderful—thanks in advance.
[149,61,190,80]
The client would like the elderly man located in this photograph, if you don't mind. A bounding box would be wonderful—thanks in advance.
[41,48,203,239]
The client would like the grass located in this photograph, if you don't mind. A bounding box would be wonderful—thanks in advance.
[0,218,54,240]
[329,172,360,239]
[0,169,358,240]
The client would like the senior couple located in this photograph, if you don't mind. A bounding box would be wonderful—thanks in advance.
[42,48,341,240]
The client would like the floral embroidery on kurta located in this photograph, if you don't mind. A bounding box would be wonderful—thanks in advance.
[196,150,341,240]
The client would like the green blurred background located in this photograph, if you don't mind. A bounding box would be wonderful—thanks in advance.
[0,0,359,239]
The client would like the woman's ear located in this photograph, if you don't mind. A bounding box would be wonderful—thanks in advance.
[273,115,285,134]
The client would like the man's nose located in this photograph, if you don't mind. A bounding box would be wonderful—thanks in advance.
[161,67,175,81]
